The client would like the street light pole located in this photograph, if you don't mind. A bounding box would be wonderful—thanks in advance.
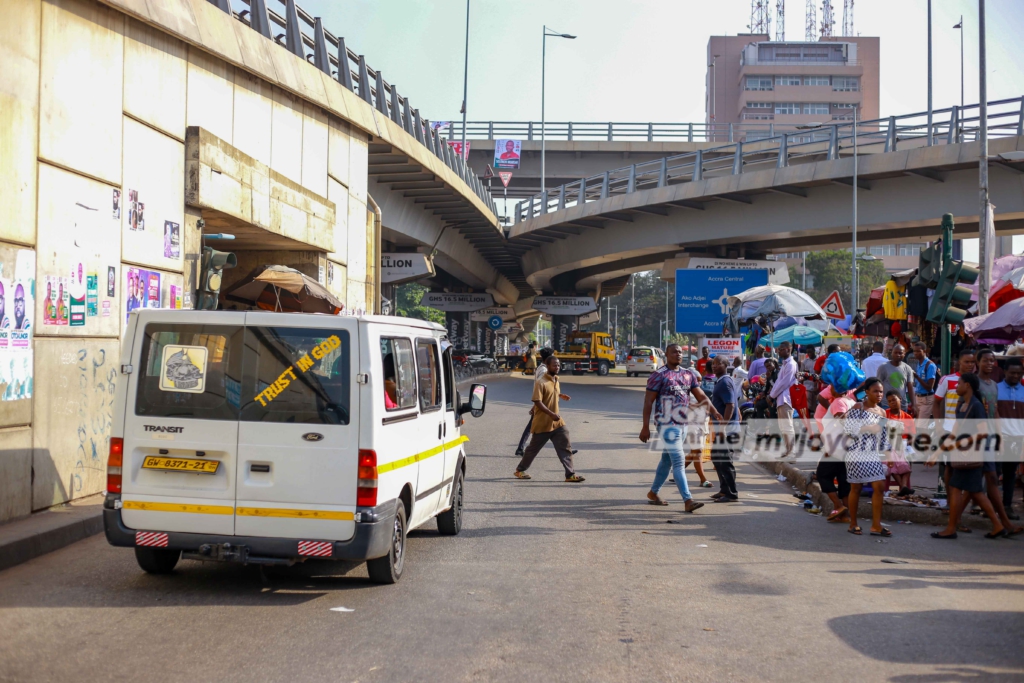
[954,16,964,111]
[979,0,992,314]
[460,0,469,155]
[630,276,635,347]
[926,0,933,146]
[851,104,859,316]
[541,26,576,194]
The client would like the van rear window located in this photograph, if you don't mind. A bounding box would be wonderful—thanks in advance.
[135,324,243,420]
[135,324,350,425]
[240,327,350,425]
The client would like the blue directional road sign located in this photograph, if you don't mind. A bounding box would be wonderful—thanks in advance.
[487,315,504,330]
[675,269,769,334]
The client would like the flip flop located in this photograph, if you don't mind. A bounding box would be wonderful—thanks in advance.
[647,494,669,506]
[931,531,958,539]
[847,526,862,535]
[870,528,892,537]
[1006,528,1023,536]
[984,529,1007,539]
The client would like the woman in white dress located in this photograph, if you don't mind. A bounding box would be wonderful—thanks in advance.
[842,377,892,537]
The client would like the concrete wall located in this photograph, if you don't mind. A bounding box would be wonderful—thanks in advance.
[0,0,378,522]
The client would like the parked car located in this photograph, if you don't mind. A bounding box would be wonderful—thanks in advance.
[625,346,665,377]
[453,349,498,372]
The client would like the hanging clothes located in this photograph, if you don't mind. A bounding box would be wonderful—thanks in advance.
[883,280,908,320]
[907,285,929,318]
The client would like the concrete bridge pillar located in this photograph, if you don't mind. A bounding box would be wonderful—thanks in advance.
[551,315,578,353]
[446,312,470,350]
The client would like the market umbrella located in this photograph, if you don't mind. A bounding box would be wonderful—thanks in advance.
[224,265,344,314]
[760,325,824,347]
[727,285,828,332]
[963,298,1024,344]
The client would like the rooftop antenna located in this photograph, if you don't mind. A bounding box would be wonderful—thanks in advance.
[750,0,771,36]
[805,0,817,40]
[820,0,835,38]
[842,0,854,36]
[775,0,786,40]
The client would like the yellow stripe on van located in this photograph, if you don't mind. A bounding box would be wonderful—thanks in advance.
[122,501,234,515]
[235,507,354,521]
[377,435,469,474]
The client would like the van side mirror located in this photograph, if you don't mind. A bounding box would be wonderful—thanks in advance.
[458,383,487,417]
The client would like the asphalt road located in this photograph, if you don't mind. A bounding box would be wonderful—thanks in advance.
[2,373,1023,683]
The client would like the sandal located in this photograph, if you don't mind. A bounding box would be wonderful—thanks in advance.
[847,526,862,535]
[827,509,848,523]
[931,531,958,539]
[564,475,586,483]
[870,528,893,537]
[513,471,531,480]
[647,492,669,506]
[984,529,1007,539]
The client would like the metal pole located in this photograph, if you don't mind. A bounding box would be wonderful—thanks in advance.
[802,251,806,291]
[460,0,469,155]
[541,26,547,193]
[941,215,954,375]
[852,106,859,317]
[631,276,635,347]
[979,0,992,314]
[927,0,933,146]
[960,15,964,111]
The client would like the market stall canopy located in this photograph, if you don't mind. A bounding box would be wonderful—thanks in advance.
[727,285,828,333]
[967,254,1022,300]
[963,297,1024,344]
[761,325,825,347]
[224,265,344,314]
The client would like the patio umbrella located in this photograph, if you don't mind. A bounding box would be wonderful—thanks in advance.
[963,298,1024,344]
[760,325,824,347]
[223,265,344,314]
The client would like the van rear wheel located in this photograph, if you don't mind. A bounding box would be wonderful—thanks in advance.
[437,471,464,536]
[367,503,407,584]
[134,546,180,574]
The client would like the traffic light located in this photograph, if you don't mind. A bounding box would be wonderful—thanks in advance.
[926,260,980,325]
[913,242,942,289]
[196,246,237,310]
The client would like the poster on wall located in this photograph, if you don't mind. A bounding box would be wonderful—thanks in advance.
[0,250,35,401]
[69,262,86,326]
[128,189,144,232]
[493,139,522,170]
[107,266,116,297]
[43,276,69,326]
[112,189,121,219]
[86,274,98,317]
[163,221,180,259]
[125,267,162,322]
[447,140,470,160]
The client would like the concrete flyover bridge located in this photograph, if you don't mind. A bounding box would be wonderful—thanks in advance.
[505,98,1024,294]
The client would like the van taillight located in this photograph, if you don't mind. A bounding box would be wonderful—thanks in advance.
[357,449,377,507]
[107,437,124,494]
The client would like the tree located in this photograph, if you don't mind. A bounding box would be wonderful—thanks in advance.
[590,271,675,349]
[394,283,445,324]
[803,249,887,311]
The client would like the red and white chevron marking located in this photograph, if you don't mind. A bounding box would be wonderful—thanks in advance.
[135,531,169,547]
[297,540,333,557]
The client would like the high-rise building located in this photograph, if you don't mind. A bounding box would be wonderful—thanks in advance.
[706,34,879,141]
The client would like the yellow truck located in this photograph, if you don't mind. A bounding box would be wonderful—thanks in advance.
[556,331,617,376]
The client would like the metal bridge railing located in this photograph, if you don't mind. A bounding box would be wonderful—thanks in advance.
[215,0,496,215]
[508,96,1024,225]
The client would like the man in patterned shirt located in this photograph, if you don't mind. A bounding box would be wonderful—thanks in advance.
[640,343,720,512]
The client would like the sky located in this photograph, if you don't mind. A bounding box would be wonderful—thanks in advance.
[300,0,1024,125]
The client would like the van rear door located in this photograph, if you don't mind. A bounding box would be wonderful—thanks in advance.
[234,313,358,541]
[120,312,245,535]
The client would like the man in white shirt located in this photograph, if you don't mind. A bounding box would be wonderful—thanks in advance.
[731,356,748,396]
[860,340,888,379]
[769,341,799,458]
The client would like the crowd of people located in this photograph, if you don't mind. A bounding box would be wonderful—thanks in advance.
[511,337,1024,541]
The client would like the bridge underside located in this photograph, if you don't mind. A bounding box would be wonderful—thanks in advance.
[512,137,1024,293]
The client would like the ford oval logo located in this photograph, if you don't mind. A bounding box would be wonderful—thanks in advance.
[302,432,324,442]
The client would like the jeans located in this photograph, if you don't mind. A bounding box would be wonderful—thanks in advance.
[651,425,692,502]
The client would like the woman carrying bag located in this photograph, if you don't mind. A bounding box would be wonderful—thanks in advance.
[931,373,1007,540]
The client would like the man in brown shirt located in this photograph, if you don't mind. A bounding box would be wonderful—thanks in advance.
[514,356,585,482]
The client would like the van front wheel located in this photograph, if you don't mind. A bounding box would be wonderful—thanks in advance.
[597,361,610,376]
[437,471,464,536]
[367,503,407,584]
[135,546,180,574]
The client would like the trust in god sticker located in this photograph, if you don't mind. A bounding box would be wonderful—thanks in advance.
[159,345,208,393]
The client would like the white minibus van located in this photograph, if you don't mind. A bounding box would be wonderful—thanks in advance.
[103,309,486,584]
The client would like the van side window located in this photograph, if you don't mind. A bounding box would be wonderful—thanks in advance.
[135,324,243,420]
[442,346,455,411]
[380,338,417,410]
[240,327,350,425]
[415,339,441,412]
